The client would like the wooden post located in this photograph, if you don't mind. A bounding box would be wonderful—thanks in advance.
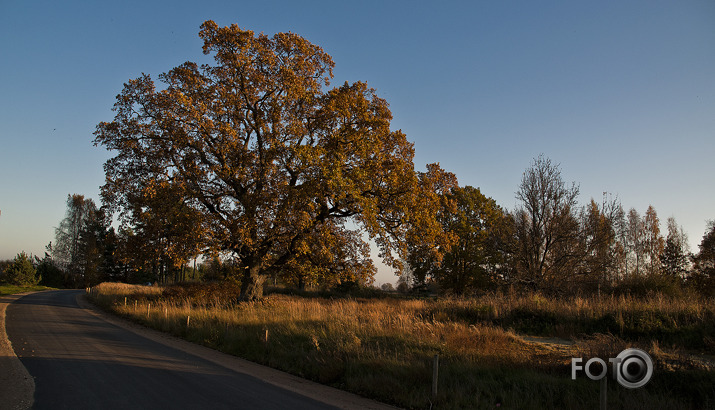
[432,354,439,399]
[600,375,607,410]
[124,297,127,307]
[186,315,190,327]
[147,303,151,318]
[264,329,269,345]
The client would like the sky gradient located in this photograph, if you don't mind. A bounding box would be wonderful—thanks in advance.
[1,1,714,285]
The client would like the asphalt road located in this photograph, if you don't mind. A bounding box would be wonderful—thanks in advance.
[5,290,382,410]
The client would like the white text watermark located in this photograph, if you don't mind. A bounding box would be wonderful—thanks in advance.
[571,348,653,389]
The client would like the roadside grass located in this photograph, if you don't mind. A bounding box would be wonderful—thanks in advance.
[88,282,715,409]
[0,284,56,296]
[424,292,715,353]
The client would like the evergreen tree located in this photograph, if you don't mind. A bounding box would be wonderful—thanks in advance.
[4,252,40,286]
[660,217,690,279]
[691,221,715,295]
[36,250,66,288]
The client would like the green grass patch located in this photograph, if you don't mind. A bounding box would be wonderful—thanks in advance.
[0,284,56,296]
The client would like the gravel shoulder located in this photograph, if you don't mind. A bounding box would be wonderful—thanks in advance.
[0,293,35,410]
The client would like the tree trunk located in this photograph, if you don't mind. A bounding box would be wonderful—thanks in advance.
[240,262,267,301]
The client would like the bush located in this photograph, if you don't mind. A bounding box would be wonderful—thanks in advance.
[614,274,684,298]
[162,280,243,306]
[0,259,12,282]
[4,252,40,286]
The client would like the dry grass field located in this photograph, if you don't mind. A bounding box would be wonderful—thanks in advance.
[88,282,715,409]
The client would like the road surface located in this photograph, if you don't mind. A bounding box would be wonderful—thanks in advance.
[4,290,394,410]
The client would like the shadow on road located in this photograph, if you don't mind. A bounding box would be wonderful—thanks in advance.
[7,290,340,410]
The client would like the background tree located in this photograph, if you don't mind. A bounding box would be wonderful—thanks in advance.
[691,221,715,295]
[0,259,12,282]
[609,202,628,281]
[3,252,40,286]
[405,164,459,287]
[98,228,122,282]
[50,193,128,287]
[578,197,621,289]
[642,205,665,276]
[625,208,645,277]
[396,271,413,293]
[77,206,108,287]
[124,180,206,283]
[660,216,690,279]
[35,250,65,288]
[113,226,149,283]
[423,185,510,294]
[279,220,375,290]
[513,155,580,291]
[95,21,449,300]
[53,194,103,286]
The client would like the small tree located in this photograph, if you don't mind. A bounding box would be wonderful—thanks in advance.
[4,252,40,286]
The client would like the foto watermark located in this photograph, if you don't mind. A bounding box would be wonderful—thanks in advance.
[571,348,653,389]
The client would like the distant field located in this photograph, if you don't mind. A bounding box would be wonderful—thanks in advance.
[88,282,715,409]
[0,285,56,296]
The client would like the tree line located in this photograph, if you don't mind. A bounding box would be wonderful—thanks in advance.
[5,21,712,298]
[7,155,710,298]
[406,155,715,296]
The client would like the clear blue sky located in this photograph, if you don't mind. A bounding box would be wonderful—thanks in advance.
[1,0,714,285]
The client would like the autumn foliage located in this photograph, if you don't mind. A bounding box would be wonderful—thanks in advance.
[95,21,453,300]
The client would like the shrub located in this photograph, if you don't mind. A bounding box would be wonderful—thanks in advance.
[4,252,40,286]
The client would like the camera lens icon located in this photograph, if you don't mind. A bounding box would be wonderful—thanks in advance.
[613,348,653,388]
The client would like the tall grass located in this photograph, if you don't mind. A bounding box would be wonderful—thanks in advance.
[88,283,714,409]
[425,292,715,352]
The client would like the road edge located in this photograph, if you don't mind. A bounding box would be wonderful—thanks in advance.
[0,293,35,410]
[76,293,400,410]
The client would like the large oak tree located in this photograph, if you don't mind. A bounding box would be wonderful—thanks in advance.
[95,21,448,300]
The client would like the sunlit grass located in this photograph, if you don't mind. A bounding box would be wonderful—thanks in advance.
[88,283,715,409]
[424,291,715,353]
